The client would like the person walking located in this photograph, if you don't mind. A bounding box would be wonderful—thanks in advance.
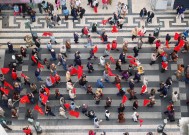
[85,35,93,48]
[88,48,98,60]
[35,68,43,81]
[96,79,104,88]
[74,32,79,43]
[50,49,57,61]
[133,100,138,110]
[131,27,138,41]
[105,110,110,121]
[94,117,102,128]
[115,59,122,72]
[133,46,139,57]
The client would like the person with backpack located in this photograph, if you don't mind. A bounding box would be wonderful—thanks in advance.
[73,32,79,43]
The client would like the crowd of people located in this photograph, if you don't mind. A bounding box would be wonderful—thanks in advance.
[0,0,188,135]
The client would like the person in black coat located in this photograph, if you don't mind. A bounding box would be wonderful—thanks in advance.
[119,52,126,64]
[78,7,85,19]
[133,46,139,57]
[147,11,154,23]
[139,8,147,19]
[133,72,141,82]
[71,7,78,22]
[148,34,156,44]
[74,51,81,66]
[165,34,171,42]
[118,103,125,113]
[7,42,15,53]
[74,32,79,43]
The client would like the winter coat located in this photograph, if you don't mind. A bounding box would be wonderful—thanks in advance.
[60,44,66,53]
[66,82,73,91]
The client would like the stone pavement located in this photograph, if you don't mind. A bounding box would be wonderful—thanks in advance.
[0,0,189,135]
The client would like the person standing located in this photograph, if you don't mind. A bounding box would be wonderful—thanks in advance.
[74,32,79,43]
[172,91,179,103]
[78,7,86,19]
[177,5,185,20]
[71,7,78,22]
[60,44,67,58]
[147,11,154,24]
[7,42,15,53]
[139,8,147,19]
[63,7,69,20]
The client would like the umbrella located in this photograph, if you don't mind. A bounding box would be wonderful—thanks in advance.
[42,32,53,37]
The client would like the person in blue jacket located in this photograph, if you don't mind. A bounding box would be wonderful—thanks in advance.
[96,79,104,88]
[63,7,69,20]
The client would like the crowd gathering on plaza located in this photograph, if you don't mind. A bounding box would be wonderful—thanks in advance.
[0,0,189,135]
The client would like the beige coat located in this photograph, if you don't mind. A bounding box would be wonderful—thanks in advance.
[66,71,71,82]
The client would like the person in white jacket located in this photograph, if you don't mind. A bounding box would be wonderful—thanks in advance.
[99,56,105,66]
[60,44,67,57]
[59,107,68,119]
[94,117,102,128]
[172,91,179,103]
[69,89,76,100]
[132,112,139,122]
[66,81,73,91]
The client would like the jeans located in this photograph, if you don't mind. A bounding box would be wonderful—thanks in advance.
[36,75,43,81]
[62,62,67,71]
